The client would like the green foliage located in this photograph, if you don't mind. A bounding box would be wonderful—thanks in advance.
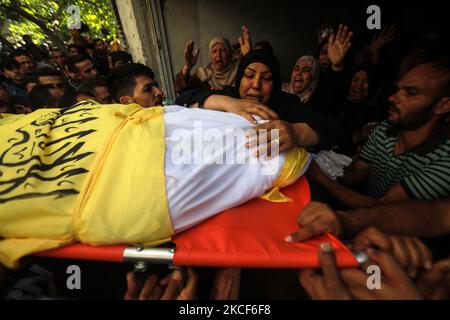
[0,0,118,45]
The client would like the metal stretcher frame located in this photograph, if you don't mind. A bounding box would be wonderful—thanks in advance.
[34,177,360,269]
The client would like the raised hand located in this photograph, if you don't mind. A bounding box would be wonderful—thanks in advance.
[183,40,200,76]
[327,24,353,70]
[369,26,396,63]
[239,25,252,57]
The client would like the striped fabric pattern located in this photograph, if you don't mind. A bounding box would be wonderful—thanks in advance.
[360,121,450,200]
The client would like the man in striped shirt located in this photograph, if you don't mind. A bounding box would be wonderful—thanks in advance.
[307,58,450,208]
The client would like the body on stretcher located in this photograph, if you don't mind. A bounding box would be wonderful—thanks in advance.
[1,104,357,269]
[1,103,312,269]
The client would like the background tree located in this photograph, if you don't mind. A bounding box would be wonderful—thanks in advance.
[0,0,118,52]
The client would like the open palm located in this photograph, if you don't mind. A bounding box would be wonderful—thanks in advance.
[184,40,200,73]
[328,24,353,68]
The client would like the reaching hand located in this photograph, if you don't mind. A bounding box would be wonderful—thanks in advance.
[285,201,344,243]
[204,95,279,124]
[246,120,300,158]
[305,160,330,184]
[124,268,198,300]
[327,24,353,70]
[183,41,200,76]
[352,227,433,279]
[239,25,252,57]
[369,26,396,63]
[415,258,450,299]
[210,268,242,300]
[299,242,353,300]
[340,248,422,300]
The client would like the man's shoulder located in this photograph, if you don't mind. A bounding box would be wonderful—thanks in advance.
[373,120,393,134]
[366,120,396,145]
[412,126,450,157]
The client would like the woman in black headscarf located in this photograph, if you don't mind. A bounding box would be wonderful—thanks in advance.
[337,63,387,154]
[176,49,349,154]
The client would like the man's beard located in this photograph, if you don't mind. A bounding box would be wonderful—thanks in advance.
[387,103,436,130]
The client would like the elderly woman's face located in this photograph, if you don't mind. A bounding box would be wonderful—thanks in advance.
[349,70,369,102]
[290,59,313,94]
[210,43,231,71]
[239,62,274,105]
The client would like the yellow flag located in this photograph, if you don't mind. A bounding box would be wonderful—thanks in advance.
[0,101,172,268]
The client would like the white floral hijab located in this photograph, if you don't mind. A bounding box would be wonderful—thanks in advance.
[285,55,320,103]
[196,37,238,89]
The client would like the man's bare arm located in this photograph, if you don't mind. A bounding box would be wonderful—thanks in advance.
[341,199,450,238]
[308,160,379,208]
[287,199,450,242]
[338,158,371,187]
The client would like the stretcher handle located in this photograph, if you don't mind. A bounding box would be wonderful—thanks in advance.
[123,246,175,264]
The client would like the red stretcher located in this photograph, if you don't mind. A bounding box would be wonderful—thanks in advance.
[35,177,359,269]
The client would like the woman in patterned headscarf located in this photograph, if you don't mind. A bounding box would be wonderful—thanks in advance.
[282,56,320,104]
[195,37,239,89]
[174,27,251,93]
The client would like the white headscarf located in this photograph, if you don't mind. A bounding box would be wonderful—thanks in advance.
[196,37,239,89]
[284,55,320,103]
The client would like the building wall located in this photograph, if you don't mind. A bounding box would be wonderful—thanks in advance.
[116,0,447,91]
[161,0,374,82]
[115,0,146,63]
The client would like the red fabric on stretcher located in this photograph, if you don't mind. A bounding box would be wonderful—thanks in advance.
[36,177,358,268]
[173,176,358,268]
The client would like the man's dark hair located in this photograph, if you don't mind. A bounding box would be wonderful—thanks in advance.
[35,67,64,83]
[65,54,91,74]
[50,47,64,53]
[413,56,450,98]
[111,51,132,66]
[429,57,450,97]
[0,57,21,71]
[107,63,155,102]
[10,49,32,60]
[83,43,95,51]
[68,44,81,52]
[76,76,109,97]
[27,85,59,110]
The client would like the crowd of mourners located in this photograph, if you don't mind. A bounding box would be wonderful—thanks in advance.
[1,18,449,301]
